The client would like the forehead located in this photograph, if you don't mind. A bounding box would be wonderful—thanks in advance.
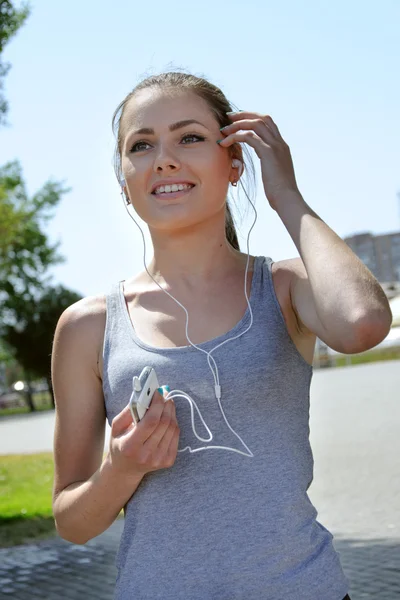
[121,88,217,136]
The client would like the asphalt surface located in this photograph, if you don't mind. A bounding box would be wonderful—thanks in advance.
[1,360,399,599]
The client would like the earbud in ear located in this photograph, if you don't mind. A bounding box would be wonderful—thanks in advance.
[231,159,243,177]
[119,178,130,205]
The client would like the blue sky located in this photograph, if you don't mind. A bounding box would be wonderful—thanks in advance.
[1,0,399,297]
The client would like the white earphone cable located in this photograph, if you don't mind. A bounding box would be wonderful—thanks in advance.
[121,172,258,458]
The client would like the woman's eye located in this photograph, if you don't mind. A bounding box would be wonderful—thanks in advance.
[181,134,205,144]
[130,141,149,153]
[130,134,205,153]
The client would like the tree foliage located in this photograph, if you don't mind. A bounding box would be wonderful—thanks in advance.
[0,162,83,410]
[0,160,71,329]
[1,285,82,407]
[0,0,31,126]
[0,3,86,413]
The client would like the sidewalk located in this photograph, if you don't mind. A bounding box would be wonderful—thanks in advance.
[1,520,399,599]
[1,361,399,598]
[0,519,123,599]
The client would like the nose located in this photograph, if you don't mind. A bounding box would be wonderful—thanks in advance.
[153,143,181,173]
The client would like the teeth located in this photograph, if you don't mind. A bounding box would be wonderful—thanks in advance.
[154,183,193,194]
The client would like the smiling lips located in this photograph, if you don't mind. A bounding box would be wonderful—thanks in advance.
[152,183,195,196]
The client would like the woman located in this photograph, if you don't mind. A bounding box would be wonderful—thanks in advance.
[51,71,391,599]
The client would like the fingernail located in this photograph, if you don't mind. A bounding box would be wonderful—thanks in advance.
[219,126,229,131]
[216,139,223,144]
[164,385,170,392]
[157,387,163,394]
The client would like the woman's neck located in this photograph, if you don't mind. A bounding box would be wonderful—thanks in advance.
[147,216,243,288]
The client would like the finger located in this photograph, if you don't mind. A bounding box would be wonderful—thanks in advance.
[111,403,133,437]
[226,112,284,141]
[227,111,273,125]
[142,396,175,451]
[124,389,162,442]
[226,110,256,121]
[161,390,176,423]
[166,425,181,464]
[170,395,177,421]
[220,118,277,145]
[217,130,270,159]
[156,419,179,462]
[159,385,172,401]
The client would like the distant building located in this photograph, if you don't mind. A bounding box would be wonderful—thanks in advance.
[344,231,400,284]
[381,281,400,301]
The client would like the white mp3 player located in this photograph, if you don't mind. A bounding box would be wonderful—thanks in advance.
[128,366,160,425]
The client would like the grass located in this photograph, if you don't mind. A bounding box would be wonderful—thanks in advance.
[0,391,53,417]
[334,347,400,367]
[0,451,124,548]
[0,516,57,547]
[0,452,57,547]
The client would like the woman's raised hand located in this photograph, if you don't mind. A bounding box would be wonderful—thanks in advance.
[217,111,300,211]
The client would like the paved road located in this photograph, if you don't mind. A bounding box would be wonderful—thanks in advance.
[1,360,399,598]
[0,406,111,455]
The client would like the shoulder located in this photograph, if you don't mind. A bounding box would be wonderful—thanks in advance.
[270,256,305,281]
[59,294,107,328]
[54,294,107,376]
[269,256,303,306]
[269,256,314,336]
[267,257,316,365]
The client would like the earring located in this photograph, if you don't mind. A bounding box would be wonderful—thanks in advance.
[231,180,238,187]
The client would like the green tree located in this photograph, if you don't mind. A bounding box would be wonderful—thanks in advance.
[0,161,81,412]
[0,337,21,391]
[0,160,70,326]
[1,285,82,409]
[0,2,84,413]
[0,0,31,126]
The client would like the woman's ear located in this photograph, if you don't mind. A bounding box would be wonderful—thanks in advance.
[231,159,244,177]
[120,178,130,205]
[231,145,244,173]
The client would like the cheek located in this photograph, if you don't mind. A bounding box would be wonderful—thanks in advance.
[192,143,229,173]
[122,158,140,181]
[201,153,231,192]
[122,162,149,199]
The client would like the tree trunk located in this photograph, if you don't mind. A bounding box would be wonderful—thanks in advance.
[24,372,36,412]
[46,375,55,409]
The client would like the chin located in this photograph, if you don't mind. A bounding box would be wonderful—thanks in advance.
[149,205,216,233]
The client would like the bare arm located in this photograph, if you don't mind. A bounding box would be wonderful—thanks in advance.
[216,111,391,352]
[53,455,144,545]
[274,191,392,353]
[51,297,143,544]
[52,296,180,544]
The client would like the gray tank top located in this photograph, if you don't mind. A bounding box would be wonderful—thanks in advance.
[102,255,349,599]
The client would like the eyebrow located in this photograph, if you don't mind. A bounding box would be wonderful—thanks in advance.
[130,119,209,136]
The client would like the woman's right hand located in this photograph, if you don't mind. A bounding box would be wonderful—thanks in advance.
[108,388,180,478]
